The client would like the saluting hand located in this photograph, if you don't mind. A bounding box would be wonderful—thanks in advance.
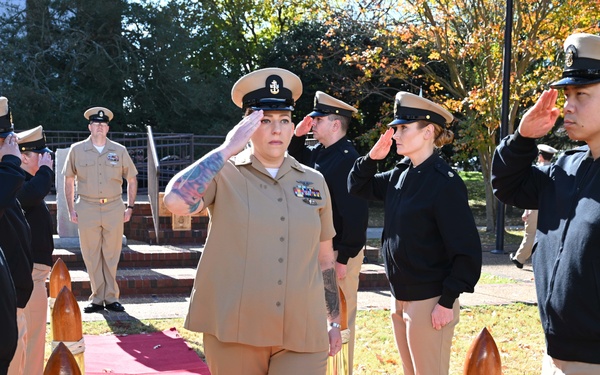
[0,133,21,159]
[222,110,264,158]
[517,89,561,139]
[368,128,394,160]
[38,152,54,171]
[294,115,313,137]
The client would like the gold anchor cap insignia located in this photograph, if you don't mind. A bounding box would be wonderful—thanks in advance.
[565,45,577,68]
[270,80,280,95]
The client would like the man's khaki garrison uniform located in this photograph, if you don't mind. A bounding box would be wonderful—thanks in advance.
[184,148,336,353]
[63,137,137,305]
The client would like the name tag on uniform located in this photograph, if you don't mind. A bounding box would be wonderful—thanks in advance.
[107,153,120,164]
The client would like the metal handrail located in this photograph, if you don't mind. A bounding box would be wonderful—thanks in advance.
[43,130,225,194]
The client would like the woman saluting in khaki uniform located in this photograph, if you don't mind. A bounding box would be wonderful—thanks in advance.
[164,68,342,375]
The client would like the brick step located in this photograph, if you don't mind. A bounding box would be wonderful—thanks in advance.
[363,245,381,263]
[47,201,210,245]
[52,243,202,270]
[48,267,196,298]
[51,263,390,298]
[129,228,208,245]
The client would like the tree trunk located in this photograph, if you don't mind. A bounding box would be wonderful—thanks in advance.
[478,145,496,232]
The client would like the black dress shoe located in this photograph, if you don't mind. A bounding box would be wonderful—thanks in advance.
[83,303,105,313]
[105,302,125,312]
[509,253,524,269]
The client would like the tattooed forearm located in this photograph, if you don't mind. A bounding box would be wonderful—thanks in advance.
[322,267,340,319]
[171,150,226,213]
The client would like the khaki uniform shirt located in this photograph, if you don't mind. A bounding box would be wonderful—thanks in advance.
[184,149,336,353]
[62,137,137,198]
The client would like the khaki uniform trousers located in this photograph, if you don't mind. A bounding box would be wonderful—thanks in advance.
[76,197,124,305]
[514,209,538,264]
[7,308,27,375]
[334,248,364,375]
[203,333,328,375]
[391,296,460,375]
[542,354,600,375]
[23,263,51,375]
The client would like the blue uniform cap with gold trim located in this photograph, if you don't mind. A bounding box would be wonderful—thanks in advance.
[16,125,52,154]
[308,91,358,118]
[551,33,600,88]
[84,106,114,123]
[0,97,14,138]
[231,68,302,111]
[388,91,453,127]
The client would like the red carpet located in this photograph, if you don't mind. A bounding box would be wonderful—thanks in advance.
[84,328,211,374]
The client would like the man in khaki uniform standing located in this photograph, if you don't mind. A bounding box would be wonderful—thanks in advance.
[63,107,138,313]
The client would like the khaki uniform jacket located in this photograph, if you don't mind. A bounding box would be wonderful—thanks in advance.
[184,149,336,353]
[62,137,137,198]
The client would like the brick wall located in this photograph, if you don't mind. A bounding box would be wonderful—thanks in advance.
[47,202,209,245]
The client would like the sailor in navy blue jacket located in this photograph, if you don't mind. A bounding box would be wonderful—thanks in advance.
[0,101,33,310]
[0,99,32,375]
[349,91,481,375]
[492,32,600,370]
[0,247,16,375]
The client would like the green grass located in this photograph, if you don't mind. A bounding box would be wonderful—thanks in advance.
[460,171,487,203]
[354,304,544,374]
[52,304,543,375]
[478,272,517,284]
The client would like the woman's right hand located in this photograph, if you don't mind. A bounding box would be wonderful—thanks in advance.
[222,110,264,157]
[368,127,394,160]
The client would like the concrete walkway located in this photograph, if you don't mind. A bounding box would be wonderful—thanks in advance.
[77,245,536,322]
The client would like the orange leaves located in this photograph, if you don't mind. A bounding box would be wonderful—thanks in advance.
[428,51,441,61]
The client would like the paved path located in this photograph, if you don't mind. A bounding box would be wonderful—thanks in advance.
[77,246,536,322]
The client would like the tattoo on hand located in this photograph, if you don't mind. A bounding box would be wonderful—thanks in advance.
[172,151,225,213]
[323,268,340,319]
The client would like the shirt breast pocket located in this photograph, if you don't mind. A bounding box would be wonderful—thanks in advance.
[105,159,123,182]
[76,159,96,182]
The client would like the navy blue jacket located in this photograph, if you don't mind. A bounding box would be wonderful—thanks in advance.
[492,131,600,364]
[349,152,481,307]
[0,154,33,308]
[0,247,17,374]
[17,166,55,267]
[289,135,368,264]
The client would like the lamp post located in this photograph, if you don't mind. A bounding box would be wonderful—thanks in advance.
[492,0,513,255]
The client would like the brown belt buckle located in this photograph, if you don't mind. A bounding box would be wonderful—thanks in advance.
[99,198,108,204]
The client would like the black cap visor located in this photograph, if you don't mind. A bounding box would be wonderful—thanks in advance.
[307,110,328,118]
[387,108,447,128]
[248,98,295,111]
[550,75,600,88]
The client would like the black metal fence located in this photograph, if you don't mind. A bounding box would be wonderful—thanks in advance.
[44,130,225,195]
